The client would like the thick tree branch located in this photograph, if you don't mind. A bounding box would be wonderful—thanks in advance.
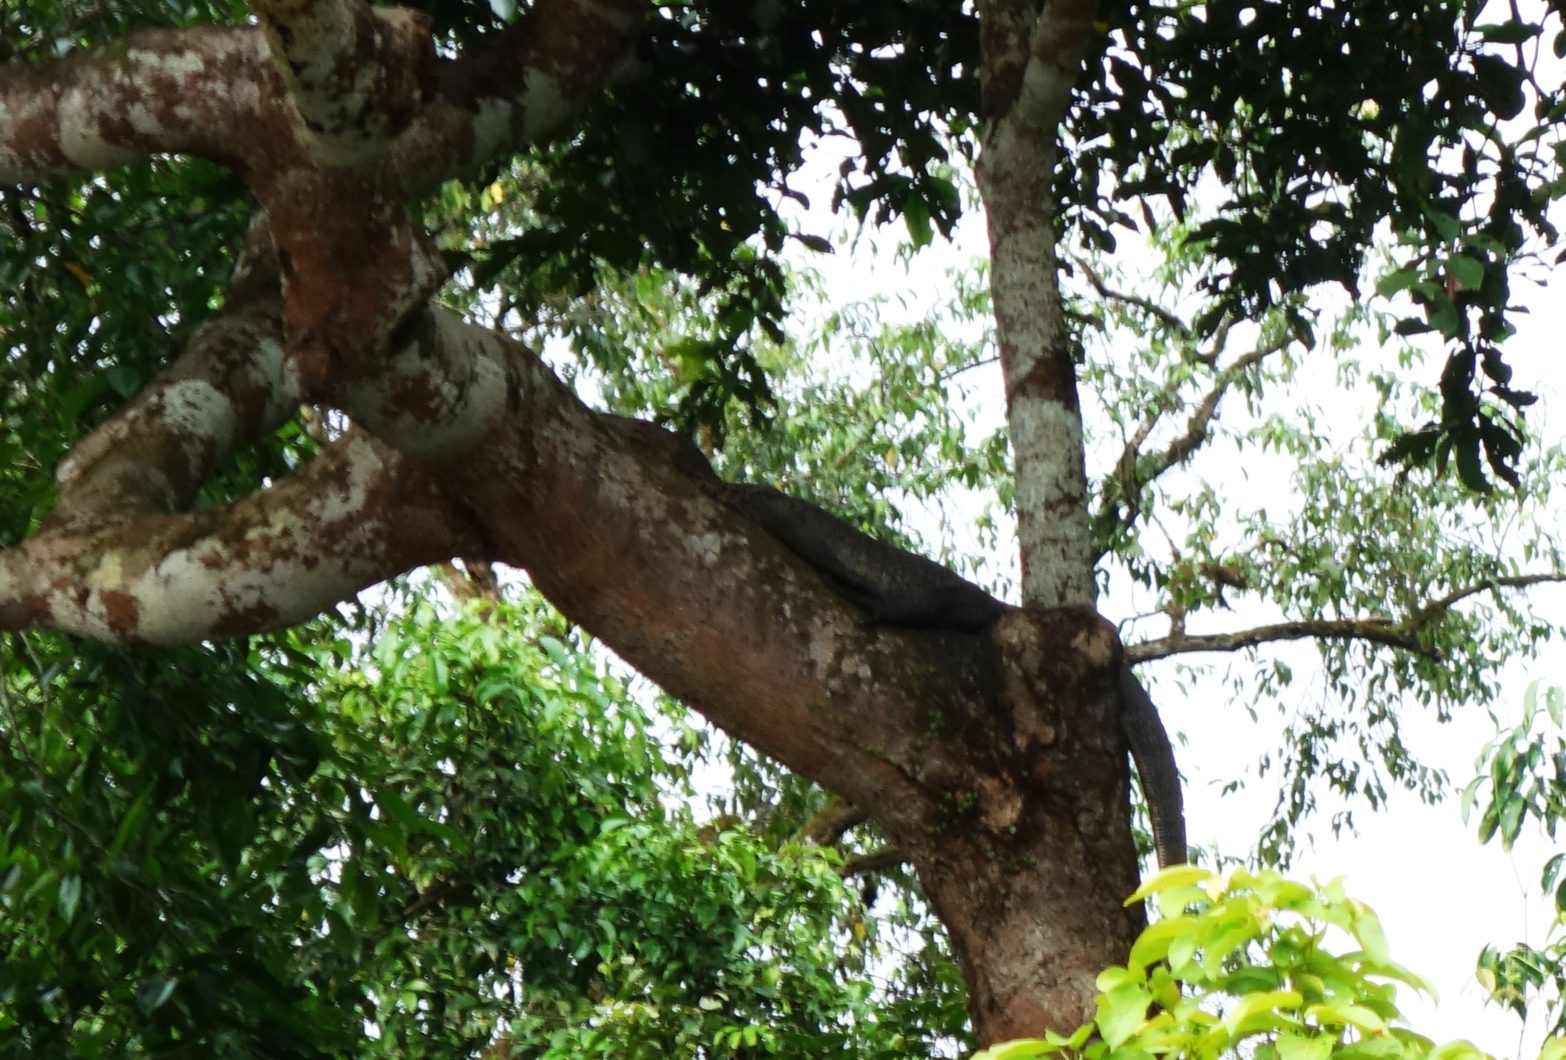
[1,430,470,644]
[466,412,982,834]
[2,6,1137,1025]
[426,349,1145,1047]
[249,0,434,165]
[840,847,909,878]
[426,345,1122,851]
[0,27,272,181]
[46,220,293,529]
[328,306,514,460]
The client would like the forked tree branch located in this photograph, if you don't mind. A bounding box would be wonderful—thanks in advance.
[1092,333,1289,555]
[46,219,291,529]
[1129,571,1566,663]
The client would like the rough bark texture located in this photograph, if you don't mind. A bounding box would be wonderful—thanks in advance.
[976,0,1100,612]
[611,414,1184,870]
[0,0,1146,1043]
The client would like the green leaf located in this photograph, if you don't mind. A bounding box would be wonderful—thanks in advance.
[1475,20,1540,45]
[1375,267,1420,297]
[1277,1030,1337,1060]
[971,1040,1053,1060]
[1222,989,1304,1037]
[1306,1001,1387,1032]
[1096,981,1153,1047]
[108,785,154,856]
[1427,298,1462,339]
[1446,256,1485,291]
[134,976,177,1015]
[903,193,933,249]
[1351,908,1393,964]
[56,874,81,923]
[1127,916,1194,969]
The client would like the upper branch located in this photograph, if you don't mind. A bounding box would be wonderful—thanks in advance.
[1130,617,1435,663]
[1408,573,1566,628]
[0,27,272,182]
[840,847,909,877]
[1128,572,1566,663]
[1091,333,1289,555]
[1016,0,1100,132]
[976,0,1098,133]
[387,0,644,192]
[975,0,1103,610]
[796,799,870,847]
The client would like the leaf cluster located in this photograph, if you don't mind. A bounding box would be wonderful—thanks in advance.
[976,868,1549,1060]
[0,634,344,1057]
[465,1,976,431]
[1463,683,1566,1037]
[1070,2,1564,484]
[0,0,247,60]
[0,162,277,542]
[0,594,965,1055]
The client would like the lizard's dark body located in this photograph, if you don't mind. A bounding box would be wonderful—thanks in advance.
[612,415,1187,868]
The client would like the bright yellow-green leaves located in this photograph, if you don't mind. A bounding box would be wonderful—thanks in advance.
[974,870,1551,1060]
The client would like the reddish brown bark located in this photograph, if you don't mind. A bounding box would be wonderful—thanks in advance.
[440,362,1145,1036]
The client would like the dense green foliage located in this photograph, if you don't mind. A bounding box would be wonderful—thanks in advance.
[1,601,966,1055]
[0,159,258,540]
